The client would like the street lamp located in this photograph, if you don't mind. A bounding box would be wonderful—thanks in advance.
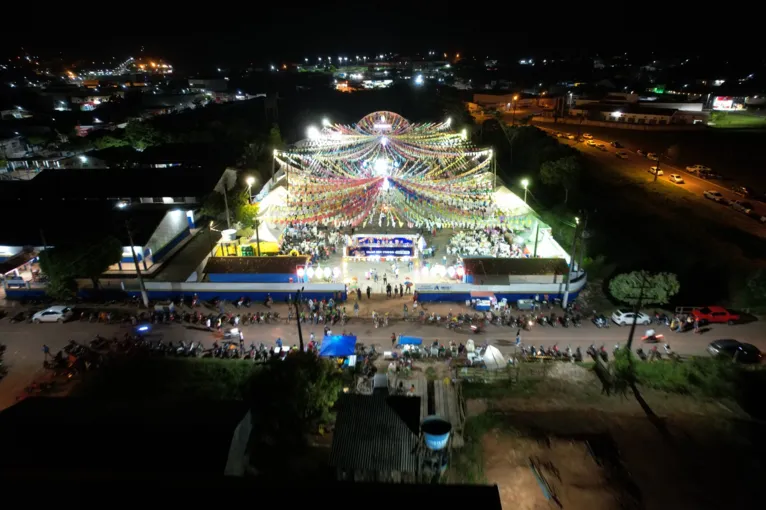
[306,126,320,139]
[511,94,519,125]
[322,118,331,127]
[521,178,530,203]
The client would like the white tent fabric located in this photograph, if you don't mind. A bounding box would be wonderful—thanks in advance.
[493,185,532,216]
[253,222,280,243]
[482,345,506,370]
[257,186,288,225]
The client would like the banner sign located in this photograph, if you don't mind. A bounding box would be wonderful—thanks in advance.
[348,246,414,257]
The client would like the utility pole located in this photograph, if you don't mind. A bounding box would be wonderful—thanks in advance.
[253,218,261,257]
[294,287,305,351]
[125,221,149,308]
[492,151,497,189]
[222,188,231,229]
[532,222,540,257]
[562,214,584,309]
[653,153,661,182]
[626,275,648,351]
[271,153,277,181]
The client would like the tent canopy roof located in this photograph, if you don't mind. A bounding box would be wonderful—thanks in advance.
[319,335,357,357]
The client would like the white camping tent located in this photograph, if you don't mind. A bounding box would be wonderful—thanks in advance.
[482,345,506,370]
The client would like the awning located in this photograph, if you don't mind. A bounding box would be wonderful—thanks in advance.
[319,335,357,357]
[398,336,422,346]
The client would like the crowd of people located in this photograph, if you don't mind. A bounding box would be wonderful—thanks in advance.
[279,224,342,262]
[447,227,530,258]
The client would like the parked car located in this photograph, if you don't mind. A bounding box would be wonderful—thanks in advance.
[595,144,607,151]
[567,134,576,140]
[703,190,730,204]
[686,164,711,174]
[731,185,755,198]
[611,141,623,148]
[692,306,740,325]
[730,200,754,214]
[648,166,664,176]
[586,140,597,146]
[611,309,652,326]
[615,151,629,159]
[647,153,659,161]
[698,170,722,180]
[582,133,594,139]
[707,339,762,363]
[669,174,685,184]
[556,132,565,138]
[31,306,73,324]
[637,149,647,156]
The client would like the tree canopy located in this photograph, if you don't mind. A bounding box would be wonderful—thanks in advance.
[540,156,581,203]
[609,270,680,306]
[124,120,165,151]
[39,236,123,297]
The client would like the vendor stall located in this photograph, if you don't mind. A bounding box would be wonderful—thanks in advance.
[319,335,357,357]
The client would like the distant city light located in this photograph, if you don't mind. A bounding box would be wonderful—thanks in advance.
[414,74,424,85]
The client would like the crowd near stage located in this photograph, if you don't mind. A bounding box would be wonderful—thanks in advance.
[251,111,584,303]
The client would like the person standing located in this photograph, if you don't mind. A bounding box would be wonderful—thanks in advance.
[391,333,397,347]
[310,331,315,344]
[357,288,362,300]
[206,317,211,330]
[383,273,387,286]
[354,301,359,317]
[399,283,403,296]
[515,329,521,347]
[366,286,371,299]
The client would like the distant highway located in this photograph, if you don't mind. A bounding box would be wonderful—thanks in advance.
[535,124,766,239]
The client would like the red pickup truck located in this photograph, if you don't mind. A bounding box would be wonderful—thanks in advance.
[691,306,740,325]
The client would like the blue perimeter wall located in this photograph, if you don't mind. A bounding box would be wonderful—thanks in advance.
[208,273,295,283]
[5,288,343,302]
[416,290,582,303]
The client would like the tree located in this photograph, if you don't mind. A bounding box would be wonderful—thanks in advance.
[247,352,343,474]
[540,156,581,203]
[93,135,128,150]
[609,271,680,306]
[40,236,123,294]
[124,120,164,151]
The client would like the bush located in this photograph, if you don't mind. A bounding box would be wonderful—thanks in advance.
[631,357,740,398]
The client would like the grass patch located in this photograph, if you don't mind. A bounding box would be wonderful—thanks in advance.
[73,357,260,400]
[710,111,766,129]
[450,413,514,483]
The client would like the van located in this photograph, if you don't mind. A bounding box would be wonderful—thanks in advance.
[4,276,27,288]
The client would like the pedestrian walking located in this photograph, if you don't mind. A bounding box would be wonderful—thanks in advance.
[366,286,371,299]
[354,301,359,317]
[357,288,362,300]
[383,273,387,285]
[693,317,700,334]
[399,284,403,296]
[206,317,211,330]
[394,286,399,298]
[310,332,315,344]
[391,333,397,347]
[403,303,408,319]
[515,329,521,347]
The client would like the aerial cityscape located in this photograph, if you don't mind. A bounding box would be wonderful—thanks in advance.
[1,20,765,507]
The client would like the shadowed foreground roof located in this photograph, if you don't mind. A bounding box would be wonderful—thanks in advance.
[330,394,421,473]
[463,257,569,276]
[204,255,309,274]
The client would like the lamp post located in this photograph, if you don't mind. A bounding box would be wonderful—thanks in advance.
[245,175,255,203]
[512,94,519,125]
[521,178,530,203]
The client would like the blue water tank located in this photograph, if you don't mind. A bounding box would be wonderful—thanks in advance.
[422,416,452,451]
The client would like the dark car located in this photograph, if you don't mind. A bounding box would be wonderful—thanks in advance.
[698,170,722,180]
[707,339,762,363]
[732,185,755,198]
[610,141,623,148]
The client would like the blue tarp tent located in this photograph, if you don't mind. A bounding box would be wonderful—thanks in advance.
[398,336,423,345]
[319,335,357,357]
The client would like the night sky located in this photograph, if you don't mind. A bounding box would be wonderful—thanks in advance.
[1,9,758,73]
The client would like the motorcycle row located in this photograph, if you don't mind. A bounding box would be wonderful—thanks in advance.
[518,342,681,363]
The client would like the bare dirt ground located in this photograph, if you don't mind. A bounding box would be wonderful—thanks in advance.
[457,364,766,510]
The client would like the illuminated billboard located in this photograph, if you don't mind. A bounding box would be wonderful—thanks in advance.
[713,96,735,111]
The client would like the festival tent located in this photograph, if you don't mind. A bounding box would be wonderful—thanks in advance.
[398,336,423,346]
[257,186,288,224]
[493,186,532,216]
[482,345,506,370]
[319,335,357,357]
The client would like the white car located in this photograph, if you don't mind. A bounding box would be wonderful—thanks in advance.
[669,174,685,184]
[567,134,576,140]
[647,153,659,161]
[32,305,73,323]
[686,164,711,174]
[648,166,664,176]
[582,133,594,139]
[586,140,597,146]
[611,309,652,326]
[615,151,629,159]
[704,190,729,204]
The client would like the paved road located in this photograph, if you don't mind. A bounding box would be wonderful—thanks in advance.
[2,306,764,409]
[535,124,766,237]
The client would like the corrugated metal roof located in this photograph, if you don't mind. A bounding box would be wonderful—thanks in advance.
[464,257,569,276]
[329,395,421,473]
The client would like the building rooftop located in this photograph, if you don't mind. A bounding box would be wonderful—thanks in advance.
[573,102,679,116]
[0,166,224,202]
[329,394,421,474]
[0,202,172,246]
[463,257,569,276]
[0,397,247,477]
[204,256,310,274]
